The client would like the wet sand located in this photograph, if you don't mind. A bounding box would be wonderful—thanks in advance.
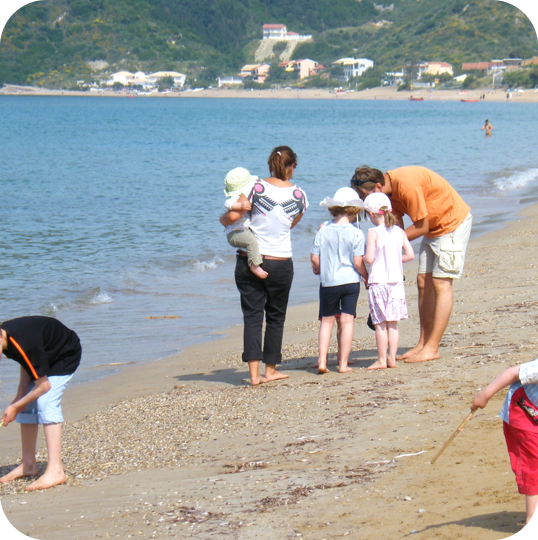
[1,203,538,539]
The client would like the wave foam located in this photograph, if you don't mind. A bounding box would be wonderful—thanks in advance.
[193,256,224,272]
[89,292,113,305]
[494,168,538,191]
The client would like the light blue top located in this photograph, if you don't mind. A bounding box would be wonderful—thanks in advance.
[499,358,538,423]
[311,223,365,287]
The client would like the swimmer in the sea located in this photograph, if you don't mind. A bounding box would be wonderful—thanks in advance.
[481,119,493,136]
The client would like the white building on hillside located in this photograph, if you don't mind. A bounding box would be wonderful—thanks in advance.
[262,24,311,41]
[334,58,374,80]
[147,71,186,88]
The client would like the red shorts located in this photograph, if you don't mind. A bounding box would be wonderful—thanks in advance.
[503,421,538,495]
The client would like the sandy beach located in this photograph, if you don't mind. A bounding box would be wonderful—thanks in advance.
[0,200,537,539]
[2,84,538,102]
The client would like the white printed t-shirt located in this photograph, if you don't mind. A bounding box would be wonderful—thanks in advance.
[242,179,308,258]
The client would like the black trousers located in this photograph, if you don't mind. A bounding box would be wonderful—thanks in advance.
[234,256,294,364]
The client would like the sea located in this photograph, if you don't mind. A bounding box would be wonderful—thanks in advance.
[1,94,538,402]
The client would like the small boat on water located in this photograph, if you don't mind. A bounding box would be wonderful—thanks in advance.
[409,96,424,101]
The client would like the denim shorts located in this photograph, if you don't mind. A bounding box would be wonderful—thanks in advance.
[16,374,74,425]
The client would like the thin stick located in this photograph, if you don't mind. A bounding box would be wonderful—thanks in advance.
[431,409,477,464]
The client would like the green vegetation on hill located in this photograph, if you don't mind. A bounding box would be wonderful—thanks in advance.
[0,0,536,88]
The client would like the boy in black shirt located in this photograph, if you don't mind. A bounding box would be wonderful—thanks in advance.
[0,316,81,491]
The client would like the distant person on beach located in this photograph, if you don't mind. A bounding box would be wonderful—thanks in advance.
[363,193,414,370]
[220,146,308,386]
[472,356,538,524]
[310,188,368,374]
[222,167,267,279]
[0,316,81,491]
[351,165,472,364]
[482,119,493,136]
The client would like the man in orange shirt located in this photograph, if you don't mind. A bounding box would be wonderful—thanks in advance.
[351,166,472,364]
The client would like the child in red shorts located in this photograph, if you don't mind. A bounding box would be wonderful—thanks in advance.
[472,357,538,524]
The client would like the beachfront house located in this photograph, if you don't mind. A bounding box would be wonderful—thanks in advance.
[334,58,374,81]
[240,64,271,83]
[147,71,186,88]
[217,76,244,88]
[278,59,323,80]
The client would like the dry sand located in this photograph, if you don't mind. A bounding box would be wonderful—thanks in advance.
[2,84,538,102]
[1,203,538,539]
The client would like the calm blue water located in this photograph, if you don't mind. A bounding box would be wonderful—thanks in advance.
[1,95,537,398]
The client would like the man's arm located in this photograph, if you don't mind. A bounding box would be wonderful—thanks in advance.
[405,216,429,242]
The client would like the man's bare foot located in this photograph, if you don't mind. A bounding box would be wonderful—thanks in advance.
[250,375,267,386]
[250,264,268,279]
[396,344,424,360]
[367,360,388,370]
[338,366,352,373]
[26,471,66,491]
[404,348,440,364]
[0,463,38,484]
[264,371,289,382]
[318,366,329,374]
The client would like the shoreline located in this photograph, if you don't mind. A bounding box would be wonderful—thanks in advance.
[2,84,538,102]
[1,201,538,538]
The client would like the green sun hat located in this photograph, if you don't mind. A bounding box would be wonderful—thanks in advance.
[224,167,257,198]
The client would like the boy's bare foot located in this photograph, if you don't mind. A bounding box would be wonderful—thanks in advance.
[26,471,66,491]
[396,344,423,360]
[250,375,267,386]
[0,463,38,484]
[404,348,440,364]
[367,360,388,370]
[318,366,330,374]
[264,371,289,382]
[311,359,351,368]
[250,264,268,279]
[387,360,398,368]
[338,366,352,373]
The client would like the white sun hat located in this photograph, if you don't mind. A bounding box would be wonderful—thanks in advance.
[364,192,392,214]
[320,187,364,209]
[224,167,258,197]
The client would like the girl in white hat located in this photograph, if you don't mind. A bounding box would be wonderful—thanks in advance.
[363,193,415,370]
[311,188,368,374]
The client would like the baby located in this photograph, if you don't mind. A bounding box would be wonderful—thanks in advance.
[223,167,267,279]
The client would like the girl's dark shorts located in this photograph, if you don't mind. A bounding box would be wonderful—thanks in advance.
[319,282,360,319]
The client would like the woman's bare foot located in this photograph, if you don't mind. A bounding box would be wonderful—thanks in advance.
[26,471,66,491]
[367,360,388,370]
[250,264,268,279]
[396,344,423,360]
[0,463,38,484]
[338,365,352,373]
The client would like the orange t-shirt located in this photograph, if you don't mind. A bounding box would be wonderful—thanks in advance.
[386,166,470,239]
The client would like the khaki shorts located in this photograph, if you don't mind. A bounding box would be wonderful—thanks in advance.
[418,213,472,279]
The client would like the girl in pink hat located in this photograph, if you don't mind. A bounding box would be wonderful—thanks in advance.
[363,193,414,370]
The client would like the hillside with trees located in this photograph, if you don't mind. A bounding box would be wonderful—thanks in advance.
[0,0,536,88]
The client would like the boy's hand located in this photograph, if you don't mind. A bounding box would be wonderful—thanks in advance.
[471,389,489,411]
[240,201,252,211]
[2,405,20,427]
